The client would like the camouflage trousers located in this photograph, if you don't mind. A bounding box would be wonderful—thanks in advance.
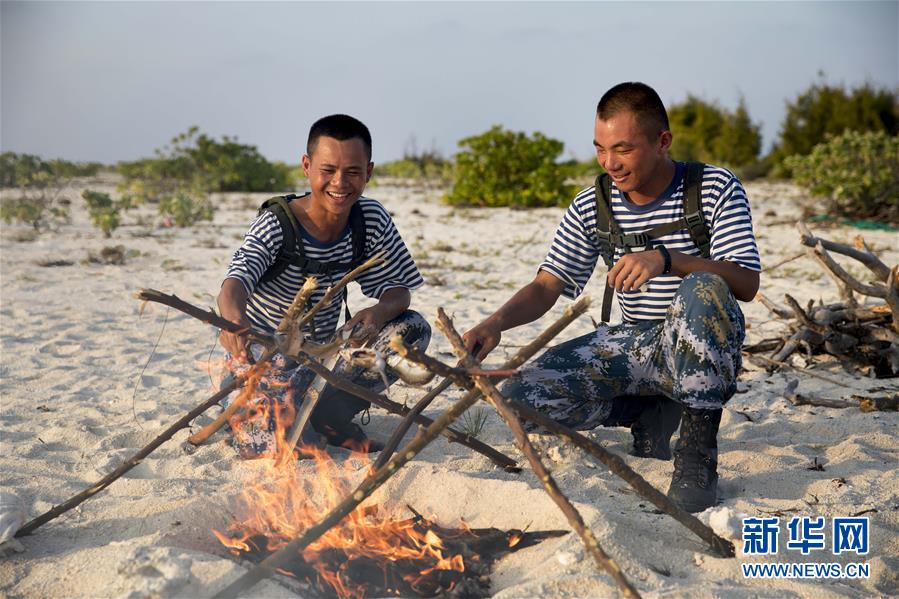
[501,272,745,431]
[223,309,431,457]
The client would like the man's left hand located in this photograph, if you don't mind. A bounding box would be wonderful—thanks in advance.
[607,249,665,292]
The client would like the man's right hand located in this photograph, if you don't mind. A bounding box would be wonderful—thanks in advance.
[220,324,251,363]
[218,278,252,363]
[462,320,501,362]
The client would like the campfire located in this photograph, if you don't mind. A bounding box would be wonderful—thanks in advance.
[212,429,561,598]
[17,254,737,599]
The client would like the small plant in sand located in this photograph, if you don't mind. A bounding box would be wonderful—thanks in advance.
[0,153,81,231]
[82,190,134,237]
[785,130,899,223]
[459,406,489,439]
[445,126,576,207]
[158,193,215,228]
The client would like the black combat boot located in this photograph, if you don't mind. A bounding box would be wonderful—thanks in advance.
[630,397,683,460]
[667,407,722,513]
[606,396,682,460]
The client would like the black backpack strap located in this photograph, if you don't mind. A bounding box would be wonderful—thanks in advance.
[683,161,711,258]
[594,173,619,324]
[341,201,368,324]
[258,194,300,285]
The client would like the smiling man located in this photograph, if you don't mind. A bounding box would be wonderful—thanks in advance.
[218,114,428,459]
[463,82,760,512]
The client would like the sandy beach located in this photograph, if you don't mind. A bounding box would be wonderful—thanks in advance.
[1,178,897,598]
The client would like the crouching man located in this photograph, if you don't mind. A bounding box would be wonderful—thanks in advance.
[463,83,760,512]
[218,114,429,458]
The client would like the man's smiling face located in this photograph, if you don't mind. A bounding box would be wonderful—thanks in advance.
[302,136,373,217]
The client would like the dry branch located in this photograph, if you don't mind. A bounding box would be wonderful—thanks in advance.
[394,339,735,559]
[16,376,245,537]
[213,297,591,599]
[437,308,641,597]
[298,357,519,471]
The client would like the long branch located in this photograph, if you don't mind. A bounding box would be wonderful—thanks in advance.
[213,299,589,598]
[16,376,245,537]
[299,357,519,471]
[437,309,641,598]
[797,221,891,281]
[396,339,735,559]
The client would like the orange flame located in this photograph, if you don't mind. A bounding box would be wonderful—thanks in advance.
[212,362,466,598]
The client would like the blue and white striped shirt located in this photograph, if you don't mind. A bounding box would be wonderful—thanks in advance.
[226,196,424,342]
[540,162,761,322]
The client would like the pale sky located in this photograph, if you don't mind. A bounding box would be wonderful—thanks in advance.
[2,1,897,165]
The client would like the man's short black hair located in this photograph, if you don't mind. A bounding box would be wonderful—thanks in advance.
[597,82,670,139]
[307,114,372,160]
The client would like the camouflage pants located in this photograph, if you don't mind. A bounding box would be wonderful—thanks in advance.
[223,309,431,456]
[501,272,745,431]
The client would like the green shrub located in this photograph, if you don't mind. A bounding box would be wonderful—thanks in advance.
[668,96,763,172]
[785,130,899,222]
[82,190,132,237]
[0,152,101,188]
[374,159,423,179]
[445,126,576,207]
[1,197,69,230]
[770,82,899,175]
[159,193,215,227]
[117,126,293,208]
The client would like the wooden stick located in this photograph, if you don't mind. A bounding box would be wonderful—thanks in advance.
[16,376,245,537]
[797,221,891,281]
[372,377,453,471]
[282,351,340,458]
[787,392,856,409]
[213,298,590,599]
[372,339,516,471]
[746,354,860,389]
[810,241,887,298]
[294,251,386,334]
[435,308,641,598]
[755,293,792,319]
[188,280,321,445]
[298,356,519,471]
[763,251,805,272]
[393,339,734,558]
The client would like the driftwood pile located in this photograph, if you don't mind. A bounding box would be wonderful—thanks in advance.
[746,221,899,382]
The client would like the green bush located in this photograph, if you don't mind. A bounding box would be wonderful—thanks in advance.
[445,126,576,207]
[770,82,899,175]
[159,193,215,227]
[668,96,762,172]
[374,159,424,180]
[0,197,69,230]
[82,190,133,237]
[0,152,101,188]
[117,126,293,209]
[785,130,899,223]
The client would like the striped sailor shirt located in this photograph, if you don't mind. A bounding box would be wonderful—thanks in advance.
[539,162,761,323]
[226,196,423,342]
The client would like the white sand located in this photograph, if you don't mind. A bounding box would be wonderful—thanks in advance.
[1,178,897,598]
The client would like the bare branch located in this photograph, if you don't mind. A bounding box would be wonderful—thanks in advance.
[797,221,891,281]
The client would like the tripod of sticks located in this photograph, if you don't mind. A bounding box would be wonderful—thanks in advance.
[14,253,735,599]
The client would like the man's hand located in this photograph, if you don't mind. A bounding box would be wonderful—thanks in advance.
[341,304,387,347]
[218,278,251,363]
[219,319,251,363]
[607,249,665,292]
[462,320,501,362]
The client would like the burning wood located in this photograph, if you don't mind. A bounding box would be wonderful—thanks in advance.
[217,503,565,599]
[746,221,899,378]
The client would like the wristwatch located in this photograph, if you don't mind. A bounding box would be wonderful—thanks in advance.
[657,245,672,275]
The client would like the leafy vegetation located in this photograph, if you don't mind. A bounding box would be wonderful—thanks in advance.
[785,130,899,223]
[81,190,138,237]
[0,152,94,230]
[770,82,898,175]
[668,95,764,178]
[117,127,293,209]
[375,139,453,184]
[158,193,215,227]
[0,152,102,188]
[445,126,576,207]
